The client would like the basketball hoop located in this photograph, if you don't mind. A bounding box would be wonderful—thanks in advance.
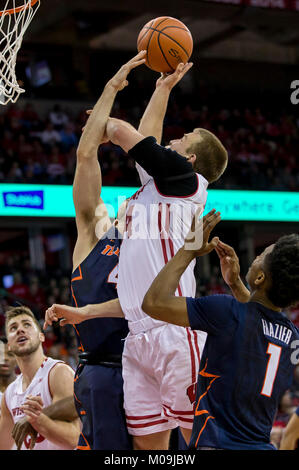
[0,0,40,105]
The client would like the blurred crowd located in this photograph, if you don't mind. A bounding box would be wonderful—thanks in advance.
[0,99,298,191]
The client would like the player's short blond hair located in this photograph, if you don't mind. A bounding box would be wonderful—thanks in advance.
[187,128,228,183]
[5,306,42,335]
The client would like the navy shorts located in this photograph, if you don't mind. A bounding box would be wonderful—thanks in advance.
[74,363,132,450]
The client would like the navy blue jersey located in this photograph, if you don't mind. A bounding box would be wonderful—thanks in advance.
[186,294,299,450]
[71,226,129,355]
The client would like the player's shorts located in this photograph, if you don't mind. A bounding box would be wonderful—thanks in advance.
[74,362,132,450]
[122,321,206,436]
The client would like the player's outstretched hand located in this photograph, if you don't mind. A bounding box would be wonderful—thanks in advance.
[184,207,221,256]
[215,240,241,286]
[12,414,38,450]
[107,50,146,92]
[43,304,88,329]
[156,62,193,90]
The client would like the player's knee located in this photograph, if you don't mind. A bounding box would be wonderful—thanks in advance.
[133,433,170,450]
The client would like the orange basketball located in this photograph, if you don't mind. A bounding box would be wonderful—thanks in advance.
[137,16,193,74]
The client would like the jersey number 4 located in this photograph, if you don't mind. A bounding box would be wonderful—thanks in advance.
[107,263,118,288]
[261,342,282,397]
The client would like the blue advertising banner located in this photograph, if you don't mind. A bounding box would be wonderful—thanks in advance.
[0,184,298,222]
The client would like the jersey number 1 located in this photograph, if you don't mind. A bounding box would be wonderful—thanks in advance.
[261,342,282,397]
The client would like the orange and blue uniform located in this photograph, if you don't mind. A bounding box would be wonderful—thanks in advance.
[71,226,131,450]
[186,294,299,450]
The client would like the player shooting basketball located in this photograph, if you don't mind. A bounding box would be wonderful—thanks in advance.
[13,50,194,450]
[44,55,229,449]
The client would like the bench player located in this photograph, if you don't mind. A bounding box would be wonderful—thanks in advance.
[142,211,299,450]
[0,306,80,450]
[44,62,228,449]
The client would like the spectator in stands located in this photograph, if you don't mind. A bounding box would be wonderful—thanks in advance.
[49,105,69,130]
[46,154,66,184]
[40,121,62,147]
[7,273,29,301]
[59,124,78,152]
[0,100,298,190]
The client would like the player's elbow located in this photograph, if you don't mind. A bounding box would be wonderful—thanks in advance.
[142,292,165,320]
[106,118,122,145]
[76,147,97,162]
[64,421,81,450]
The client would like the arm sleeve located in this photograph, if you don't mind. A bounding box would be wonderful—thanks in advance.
[128,136,198,196]
[186,294,237,335]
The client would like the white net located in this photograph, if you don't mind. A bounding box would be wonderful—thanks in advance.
[0,0,40,105]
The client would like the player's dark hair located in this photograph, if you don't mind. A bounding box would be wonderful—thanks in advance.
[264,234,299,309]
[186,128,228,183]
[0,336,7,344]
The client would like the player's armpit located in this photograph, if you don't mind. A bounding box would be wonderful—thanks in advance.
[73,197,112,270]
[142,295,190,327]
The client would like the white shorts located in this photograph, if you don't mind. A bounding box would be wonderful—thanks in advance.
[122,322,207,436]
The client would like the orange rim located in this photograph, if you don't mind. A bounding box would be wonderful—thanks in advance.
[0,0,39,16]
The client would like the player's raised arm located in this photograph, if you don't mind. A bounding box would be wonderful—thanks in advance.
[138,62,193,144]
[215,240,251,302]
[135,62,192,185]
[142,210,221,326]
[73,51,146,269]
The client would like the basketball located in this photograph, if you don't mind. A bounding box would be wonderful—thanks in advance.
[137,16,193,74]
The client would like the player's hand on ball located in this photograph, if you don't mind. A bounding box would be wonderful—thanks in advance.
[215,240,241,286]
[107,50,146,92]
[44,304,88,329]
[156,62,193,90]
[184,208,221,256]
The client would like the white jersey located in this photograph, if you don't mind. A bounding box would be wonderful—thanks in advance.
[117,166,208,325]
[4,357,73,450]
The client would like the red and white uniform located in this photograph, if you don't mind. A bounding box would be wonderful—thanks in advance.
[117,165,208,435]
[4,357,74,450]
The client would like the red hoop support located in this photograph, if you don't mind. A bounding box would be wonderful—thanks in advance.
[0,0,39,16]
